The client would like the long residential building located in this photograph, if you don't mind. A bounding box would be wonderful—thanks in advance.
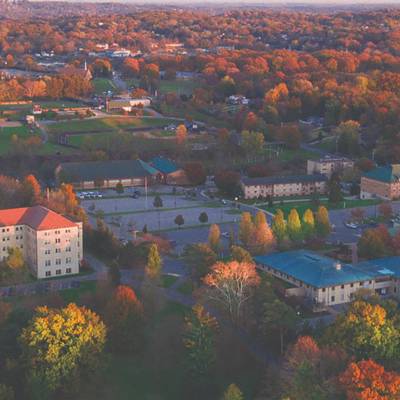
[307,155,354,178]
[255,250,400,307]
[361,164,400,200]
[0,206,82,279]
[241,174,327,200]
[56,159,159,189]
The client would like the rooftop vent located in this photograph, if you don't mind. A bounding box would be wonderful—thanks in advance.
[334,262,342,271]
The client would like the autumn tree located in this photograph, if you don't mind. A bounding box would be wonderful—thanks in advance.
[146,243,162,280]
[222,384,244,400]
[272,209,286,243]
[184,162,207,185]
[340,359,400,400]
[241,130,265,161]
[302,209,315,239]
[183,304,218,379]
[239,212,254,248]
[287,209,302,242]
[379,202,393,221]
[22,174,41,205]
[230,245,253,264]
[208,224,221,253]
[104,285,144,353]
[20,304,106,396]
[315,206,331,237]
[214,169,241,197]
[251,210,276,254]
[176,124,188,145]
[183,243,217,283]
[358,228,386,259]
[203,261,260,322]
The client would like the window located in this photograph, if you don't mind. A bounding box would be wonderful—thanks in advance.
[350,283,354,288]
[66,257,71,264]
[44,249,50,255]
[331,296,335,303]
[56,269,61,275]
[66,247,71,252]
[66,268,72,274]
[341,285,344,289]
[45,260,51,267]
[360,282,364,286]
[332,286,335,291]
[322,288,326,292]
[55,238,61,244]
[56,259,61,265]
[55,248,61,253]
[45,271,51,277]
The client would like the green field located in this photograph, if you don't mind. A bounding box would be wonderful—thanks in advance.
[47,117,179,135]
[0,100,86,111]
[0,125,76,156]
[262,198,382,216]
[92,78,118,95]
[159,79,200,95]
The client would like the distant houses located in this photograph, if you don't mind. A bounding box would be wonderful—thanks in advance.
[361,164,400,200]
[307,155,354,178]
[106,97,151,112]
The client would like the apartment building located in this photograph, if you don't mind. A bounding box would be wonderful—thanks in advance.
[241,174,327,200]
[361,164,400,200]
[0,206,82,279]
[307,155,354,178]
[255,250,400,307]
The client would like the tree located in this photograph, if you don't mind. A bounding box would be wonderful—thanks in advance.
[204,261,260,322]
[324,300,399,363]
[153,195,163,230]
[175,214,185,228]
[176,124,188,145]
[315,206,331,237]
[146,243,162,280]
[222,384,244,400]
[208,224,221,253]
[340,359,400,400]
[287,209,302,242]
[22,174,41,205]
[358,228,386,259]
[183,244,217,283]
[379,202,393,221]
[272,209,286,243]
[231,245,253,264]
[108,260,121,287]
[263,299,299,354]
[199,212,208,224]
[239,212,254,248]
[302,209,315,239]
[183,304,218,379]
[20,303,106,395]
[0,384,14,400]
[241,130,265,161]
[5,247,24,270]
[185,162,207,185]
[115,182,124,194]
[328,177,343,204]
[351,208,365,223]
[252,210,275,254]
[104,285,144,353]
[214,170,241,197]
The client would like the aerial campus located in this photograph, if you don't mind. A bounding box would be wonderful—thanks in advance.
[2,1,400,399]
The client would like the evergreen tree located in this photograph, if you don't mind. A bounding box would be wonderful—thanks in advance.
[315,206,331,237]
[239,212,254,248]
[222,384,244,400]
[199,212,208,224]
[208,224,221,253]
[287,209,302,242]
[302,209,315,239]
[146,243,162,280]
[272,209,286,243]
[108,260,121,287]
[328,178,343,204]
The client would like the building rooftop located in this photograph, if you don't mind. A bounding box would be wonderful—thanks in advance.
[150,157,180,174]
[242,174,327,186]
[363,164,400,184]
[0,206,78,231]
[254,250,374,288]
[356,257,400,279]
[58,159,158,182]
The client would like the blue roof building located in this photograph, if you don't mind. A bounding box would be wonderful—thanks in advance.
[149,157,189,186]
[150,157,180,174]
[254,250,400,306]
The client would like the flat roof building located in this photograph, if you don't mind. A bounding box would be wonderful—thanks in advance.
[307,155,354,178]
[255,250,400,307]
[361,164,400,200]
[0,206,82,279]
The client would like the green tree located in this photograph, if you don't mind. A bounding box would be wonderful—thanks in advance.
[108,260,121,287]
[5,247,24,270]
[183,304,218,378]
[20,303,106,396]
[115,182,124,194]
[222,384,244,400]
[146,243,162,280]
[208,224,221,253]
[175,214,185,228]
[239,212,254,248]
[328,177,343,204]
[199,212,208,224]
[315,206,331,237]
[287,209,302,242]
[231,245,253,263]
[272,209,286,243]
[183,244,217,283]
[302,209,315,239]
[153,195,163,230]
[241,130,265,161]
[0,384,14,400]
[263,299,299,354]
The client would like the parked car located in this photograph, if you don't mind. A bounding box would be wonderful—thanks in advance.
[344,222,358,229]
[222,232,230,238]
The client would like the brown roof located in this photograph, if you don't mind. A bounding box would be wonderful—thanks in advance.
[0,206,77,231]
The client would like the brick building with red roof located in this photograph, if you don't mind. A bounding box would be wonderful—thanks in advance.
[0,206,82,279]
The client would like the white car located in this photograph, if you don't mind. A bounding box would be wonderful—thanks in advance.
[222,232,230,238]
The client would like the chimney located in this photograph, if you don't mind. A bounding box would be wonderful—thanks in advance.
[351,243,358,265]
[334,261,342,271]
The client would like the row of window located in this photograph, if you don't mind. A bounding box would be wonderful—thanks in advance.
[44,257,72,267]
[45,268,72,277]
[44,229,73,236]
[44,247,72,255]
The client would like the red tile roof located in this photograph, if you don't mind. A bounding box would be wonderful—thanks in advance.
[0,206,78,231]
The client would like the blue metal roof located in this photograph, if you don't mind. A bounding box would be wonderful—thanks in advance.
[356,257,400,279]
[150,157,180,174]
[255,250,374,288]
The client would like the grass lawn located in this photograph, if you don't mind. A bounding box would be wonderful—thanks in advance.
[159,79,200,96]
[60,281,97,303]
[47,117,177,135]
[159,274,179,288]
[263,198,382,216]
[275,148,320,162]
[92,78,118,95]
[177,280,194,295]
[314,136,337,153]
